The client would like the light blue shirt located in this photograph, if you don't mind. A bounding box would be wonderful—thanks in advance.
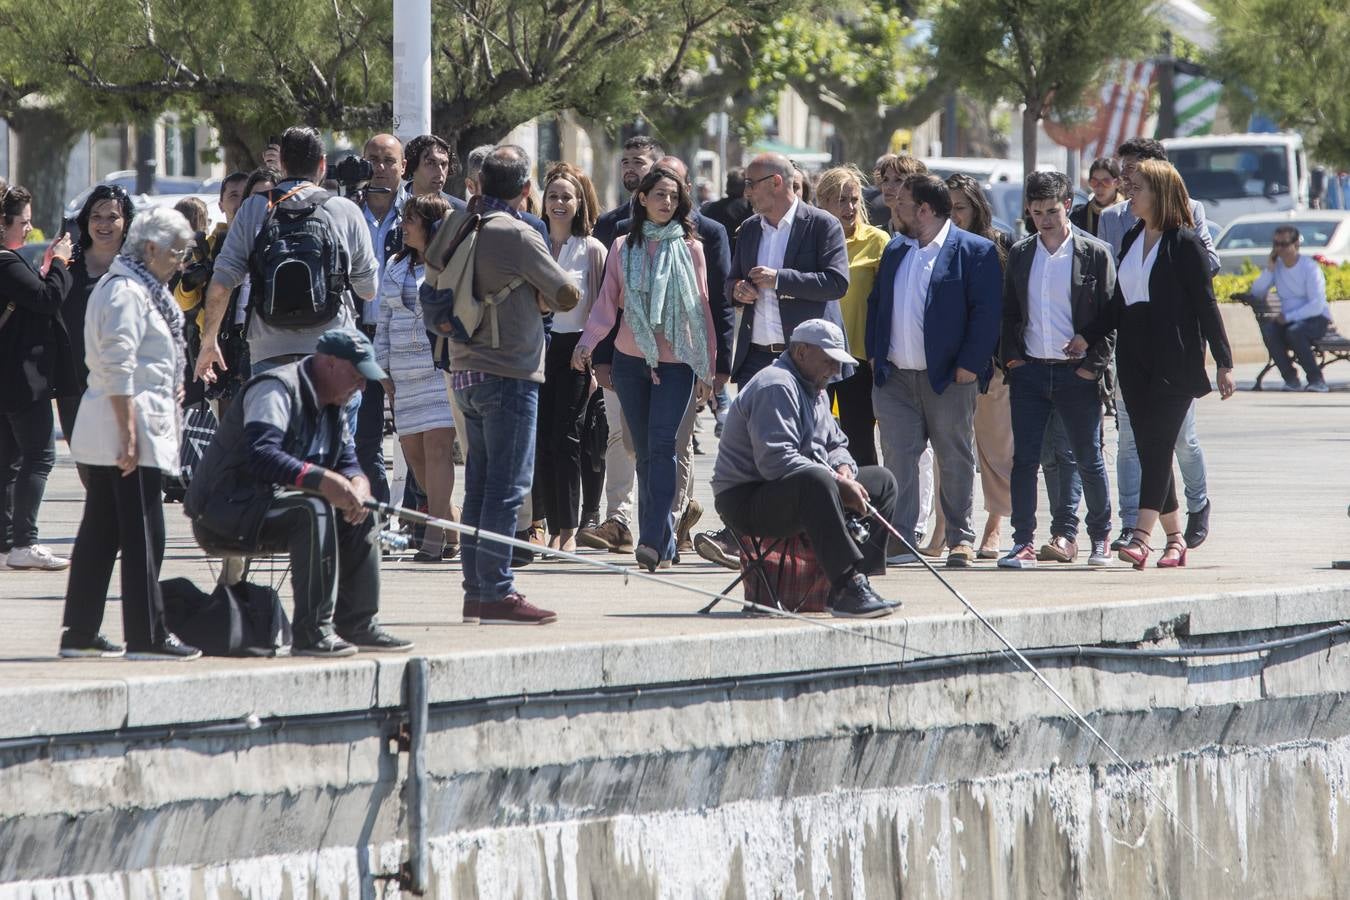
[362,184,408,322]
[1251,255,1331,323]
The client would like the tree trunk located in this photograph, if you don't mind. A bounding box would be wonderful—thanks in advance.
[9,106,83,234]
[1021,103,1042,187]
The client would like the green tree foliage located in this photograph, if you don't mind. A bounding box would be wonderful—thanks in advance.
[1208,0,1350,169]
[750,0,947,165]
[930,0,1157,181]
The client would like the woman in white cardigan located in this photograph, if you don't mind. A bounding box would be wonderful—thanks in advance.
[59,208,202,660]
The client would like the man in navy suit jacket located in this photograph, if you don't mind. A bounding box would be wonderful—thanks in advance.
[864,173,1002,567]
[726,153,850,387]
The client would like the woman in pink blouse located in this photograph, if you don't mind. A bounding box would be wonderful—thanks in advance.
[572,166,716,572]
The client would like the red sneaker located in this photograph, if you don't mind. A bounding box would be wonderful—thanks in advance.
[479,593,558,625]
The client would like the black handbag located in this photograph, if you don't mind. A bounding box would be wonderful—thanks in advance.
[161,577,292,656]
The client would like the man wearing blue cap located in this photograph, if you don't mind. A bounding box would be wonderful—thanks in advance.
[712,319,899,618]
[186,329,412,656]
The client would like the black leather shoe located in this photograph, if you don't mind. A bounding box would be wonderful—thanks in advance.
[126,633,202,661]
[828,573,894,619]
[293,635,358,658]
[1184,499,1211,549]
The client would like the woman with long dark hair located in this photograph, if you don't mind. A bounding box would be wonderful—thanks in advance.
[61,186,136,444]
[0,186,76,571]
[1069,159,1234,569]
[375,193,459,562]
[536,162,606,551]
[930,172,1014,559]
[571,166,716,571]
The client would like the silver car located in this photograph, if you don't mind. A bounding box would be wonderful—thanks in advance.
[1214,211,1350,275]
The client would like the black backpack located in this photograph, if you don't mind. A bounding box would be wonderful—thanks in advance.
[249,185,349,328]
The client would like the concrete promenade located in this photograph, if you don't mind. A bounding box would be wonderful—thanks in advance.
[1,362,1347,737]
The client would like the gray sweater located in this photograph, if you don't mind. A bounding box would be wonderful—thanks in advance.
[712,353,856,495]
[212,179,378,364]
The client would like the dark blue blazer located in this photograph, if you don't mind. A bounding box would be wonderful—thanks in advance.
[593,202,630,251]
[727,203,849,379]
[595,211,733,374]
[864,224,1002,394]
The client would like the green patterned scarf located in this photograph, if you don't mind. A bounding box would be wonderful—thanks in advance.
[621,221,711,382]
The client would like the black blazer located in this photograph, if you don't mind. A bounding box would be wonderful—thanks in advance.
[727,202,849,379]
[1080,223,1232,398]
[1002,225,1117,378]
[0,250,76,413]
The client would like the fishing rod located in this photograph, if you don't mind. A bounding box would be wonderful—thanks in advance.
[860,501,1228,871]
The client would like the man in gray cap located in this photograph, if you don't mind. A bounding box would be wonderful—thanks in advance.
[186,328,412,656]
[711,319,898,618]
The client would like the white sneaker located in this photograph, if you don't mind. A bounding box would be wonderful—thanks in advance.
[6,544,71,570]
[1088,539,1114,567]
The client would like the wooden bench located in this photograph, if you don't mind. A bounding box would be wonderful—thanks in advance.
[1231,291,1350,389]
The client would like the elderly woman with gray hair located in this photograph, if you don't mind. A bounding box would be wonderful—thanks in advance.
[59,207,202,660]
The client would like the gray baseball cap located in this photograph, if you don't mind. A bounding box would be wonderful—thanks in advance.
[790,318,854,364]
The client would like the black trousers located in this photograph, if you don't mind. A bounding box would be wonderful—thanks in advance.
[252,493,382,646]
[354,379,390,504]
[826,360,877,467]
[62,466,170,649]
[0,399,57,552]
[715,465,897,585]
[534,331,591,532]
[1120,383,1193,517]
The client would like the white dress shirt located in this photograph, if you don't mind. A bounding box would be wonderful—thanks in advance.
[1024,232,1076,359]
[888,219,951,371]
[1250,255,1331,323]
[1118,233,1159,306]
[550,235,595,333]
[750,197,800,345]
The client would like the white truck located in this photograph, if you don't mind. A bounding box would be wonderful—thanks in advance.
[1162,133,1309,229]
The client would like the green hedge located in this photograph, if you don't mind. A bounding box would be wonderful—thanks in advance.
[1214,261,1350,302]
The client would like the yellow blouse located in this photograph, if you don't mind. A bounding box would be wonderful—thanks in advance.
[839,222,890,359]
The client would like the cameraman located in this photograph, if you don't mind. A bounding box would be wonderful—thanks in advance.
[175,172,249,408]
[195,126,377,395]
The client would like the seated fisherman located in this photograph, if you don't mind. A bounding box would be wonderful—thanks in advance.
[186,329,412,656]
[711,318,899,619]
[1251,224,1334,392]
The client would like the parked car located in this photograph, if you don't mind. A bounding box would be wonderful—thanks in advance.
[986,183,1091,239]
[63,172,215,222]
[1214,210,1350,275]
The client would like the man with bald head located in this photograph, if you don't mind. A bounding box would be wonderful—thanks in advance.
[727,153,849,386]
[692,153,848,569]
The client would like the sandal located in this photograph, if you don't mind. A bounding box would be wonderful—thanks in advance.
[1156,532,1187,569]
[1116,528,1153,570]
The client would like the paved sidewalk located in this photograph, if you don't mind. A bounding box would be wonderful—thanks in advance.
[2,364,1347,687]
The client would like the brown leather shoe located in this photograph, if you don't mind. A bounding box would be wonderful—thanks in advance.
[1037,535,1078,562]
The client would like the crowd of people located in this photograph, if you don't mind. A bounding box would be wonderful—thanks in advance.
[0,121,1284,657]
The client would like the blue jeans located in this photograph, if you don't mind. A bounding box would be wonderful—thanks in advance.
[455,376,538,602]
[1008,362,1111,544]
[610,352,695,561]
[1116,393,1207,528]
[1260,315,1330,384]
[1039,411,1082,538]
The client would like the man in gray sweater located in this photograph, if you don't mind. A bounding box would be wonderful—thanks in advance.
[712,319,898,618]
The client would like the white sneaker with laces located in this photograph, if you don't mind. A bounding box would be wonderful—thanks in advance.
[1088,539,1114,567]
[6,544,70,570]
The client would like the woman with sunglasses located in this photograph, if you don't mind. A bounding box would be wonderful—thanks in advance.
[59,184,135,446]
[0,185,76,571]
[60,207,201,659]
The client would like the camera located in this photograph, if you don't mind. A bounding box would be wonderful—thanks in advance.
[176,231,214,292]
[332,154,374,194]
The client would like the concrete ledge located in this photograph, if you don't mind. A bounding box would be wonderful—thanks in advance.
[2,582,1347,741]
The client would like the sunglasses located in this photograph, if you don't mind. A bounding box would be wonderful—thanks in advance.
[1272,240,1297,248]
[90,184,130,200]
[747,173,778,187]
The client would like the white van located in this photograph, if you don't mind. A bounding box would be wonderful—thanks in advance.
[1162,133,1309,229]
